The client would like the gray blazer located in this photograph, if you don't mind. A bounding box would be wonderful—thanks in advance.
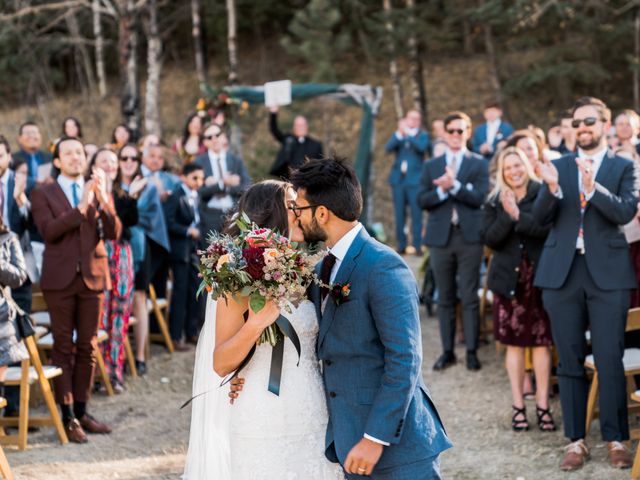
[309,228,451,474]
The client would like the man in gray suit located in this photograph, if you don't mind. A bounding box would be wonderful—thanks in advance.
[291,157,450,479]
[418,111,489,372]
[194,123,251,239]
[534,97,638,472]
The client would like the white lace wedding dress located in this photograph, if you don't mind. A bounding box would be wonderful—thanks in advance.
[183,297,344,480]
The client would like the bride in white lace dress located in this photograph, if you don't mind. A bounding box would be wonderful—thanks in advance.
[182,181,344,480]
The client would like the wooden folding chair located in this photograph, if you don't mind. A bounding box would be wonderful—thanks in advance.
[585,307,640,436]
[38,330,114,397]
[147,284,174,353]
[124,316,138,378]
[0,397,13,479]
[630,391,640,479]
[0,336,68,450]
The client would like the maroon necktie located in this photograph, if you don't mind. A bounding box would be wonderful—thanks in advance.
[320,253,337,301]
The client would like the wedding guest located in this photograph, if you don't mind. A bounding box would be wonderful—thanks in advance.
[484,147,554,433]
[13,121,52,182]
[84,143,99,162]
[553,109,576,155]
[31,136,121,443]
[173,113,206,164]
[62,117,83,139]
[141,143,180,202]
[90,148,138,393]
[505,130,544,171]
[385,109,429,255]
[607,126,620,150]
[117,143,164,375]
[534,97,637,471]
[431,118,447,158]
[139,133,161,152]
[472,103,514,159]
[268,105,323,179]
[194,123,251,239]
[547,123,563,150]
[614,110,640,155]
[164,163,205,351]
[418,111,489,372]
[111,124,132,151]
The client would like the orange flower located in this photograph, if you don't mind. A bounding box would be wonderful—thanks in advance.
[205,285,213,293]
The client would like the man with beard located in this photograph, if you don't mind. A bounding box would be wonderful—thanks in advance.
[534,97,638,472]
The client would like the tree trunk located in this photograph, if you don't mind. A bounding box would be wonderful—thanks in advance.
[635,7,640,112]
[405,0,427,125]
[191,0,206,86]
[383,0,404,120]
[462,16,473,55]
[65,9,97,97]
[483,22,507,116]
[118,0,141,138]
[93,0,107,97]
[144,0,162,138]
[226,0,238,85]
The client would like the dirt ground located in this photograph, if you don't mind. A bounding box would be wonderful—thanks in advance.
[6,256,637,479]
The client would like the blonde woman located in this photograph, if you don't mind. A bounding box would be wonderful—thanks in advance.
[483,147,555,432]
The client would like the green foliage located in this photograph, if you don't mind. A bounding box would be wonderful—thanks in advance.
[280,0,351,82]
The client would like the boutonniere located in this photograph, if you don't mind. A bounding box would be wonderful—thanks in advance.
[330,282,351,306]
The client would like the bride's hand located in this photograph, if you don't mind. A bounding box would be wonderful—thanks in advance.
[229,377,244,405]
[246,300,280,331]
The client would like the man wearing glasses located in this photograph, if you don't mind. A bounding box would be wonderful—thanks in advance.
[194,123,251,240]
[418,111,489,373]
[534,97,638,472]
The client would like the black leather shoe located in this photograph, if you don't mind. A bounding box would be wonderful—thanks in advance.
[433,352,456,371]
[466,351,482,371]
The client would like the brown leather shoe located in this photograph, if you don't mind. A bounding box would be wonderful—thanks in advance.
[65,418,88,444]
[173,340,193,352]
[608,441,632,469]
[78,413,112,434]
[560,439,589,471]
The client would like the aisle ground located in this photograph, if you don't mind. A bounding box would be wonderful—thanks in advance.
[6,255,635,479]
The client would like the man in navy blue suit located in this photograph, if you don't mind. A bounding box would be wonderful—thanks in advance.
[472,103,513,159]
[534,97,638,472]
[418,111,489,372]
[385,109,429,254]
[12,122,52,182]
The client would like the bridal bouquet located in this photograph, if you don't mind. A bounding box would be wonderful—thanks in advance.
[198,212,321,346]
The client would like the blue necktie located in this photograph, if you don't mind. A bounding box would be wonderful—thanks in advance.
[71,183,80,207]
[29,153,38,179]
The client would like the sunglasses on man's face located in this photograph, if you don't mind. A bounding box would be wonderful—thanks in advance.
[204,132,221,140]
[571,117,600,128]
[446,128,465,135]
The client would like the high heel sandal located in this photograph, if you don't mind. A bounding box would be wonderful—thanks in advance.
[511,405,529,432]
[536,405,556,432]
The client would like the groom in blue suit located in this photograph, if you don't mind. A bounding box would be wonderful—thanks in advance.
[290,157,451,479]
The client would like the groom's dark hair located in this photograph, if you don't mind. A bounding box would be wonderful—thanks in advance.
[290,156,362,221]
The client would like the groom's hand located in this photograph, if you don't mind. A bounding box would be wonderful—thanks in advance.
[228,377,244,405]
[344,437,384,476]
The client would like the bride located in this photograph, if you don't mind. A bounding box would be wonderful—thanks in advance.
[183,180,344,479]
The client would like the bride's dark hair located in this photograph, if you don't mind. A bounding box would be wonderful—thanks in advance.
[224,180,292,237]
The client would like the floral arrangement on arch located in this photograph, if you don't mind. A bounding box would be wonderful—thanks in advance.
[198,212,323,346]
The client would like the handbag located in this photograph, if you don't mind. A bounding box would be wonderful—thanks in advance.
[2,287,34,339]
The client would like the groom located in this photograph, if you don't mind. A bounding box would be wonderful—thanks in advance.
[291,157,451,478]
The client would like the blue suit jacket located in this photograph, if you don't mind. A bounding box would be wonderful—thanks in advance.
[13,149,52,181]
[472,121,513,156]
[136,183,170,253]
[418,151,489,247]
[385,130,430,186]
[533,151,638,290]
[310,229,451,472]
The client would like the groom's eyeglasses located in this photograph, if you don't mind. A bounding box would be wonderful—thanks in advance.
[288,204,320,218]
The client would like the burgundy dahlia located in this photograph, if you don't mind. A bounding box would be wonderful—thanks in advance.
[243,247,266,280]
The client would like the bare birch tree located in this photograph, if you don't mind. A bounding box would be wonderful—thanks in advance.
[93,0,107,97]
[143,0,162,137]
[118,0,141,137]
[383,0,404,120]
[226,0,238,85]
[405,0,427,124]
[191,0,206,86]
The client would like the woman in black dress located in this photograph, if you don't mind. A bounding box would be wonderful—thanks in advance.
[484,146,555,432]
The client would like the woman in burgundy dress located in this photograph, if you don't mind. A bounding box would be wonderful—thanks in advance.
[484,147,555,432]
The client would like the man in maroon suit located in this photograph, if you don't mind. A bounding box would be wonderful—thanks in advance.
[31,136,122,443]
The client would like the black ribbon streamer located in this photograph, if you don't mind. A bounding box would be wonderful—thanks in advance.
[181,313,301,408]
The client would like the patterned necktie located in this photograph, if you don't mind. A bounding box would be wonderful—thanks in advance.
[71,182,80,207]
[320,253,337,301]
[577,158,594,253]
[450,153,459,225]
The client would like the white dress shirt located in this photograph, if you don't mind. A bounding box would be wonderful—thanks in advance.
[325,222,389,447]
[57,175,84,208]
[486,118,501,147]
[206,149,234,212]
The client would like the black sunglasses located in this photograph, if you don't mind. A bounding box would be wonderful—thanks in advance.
[571,117,601,128]
[288,204,320,218]
[204,133,221,140]
[119,155,139,162]
[446,128,465,135]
